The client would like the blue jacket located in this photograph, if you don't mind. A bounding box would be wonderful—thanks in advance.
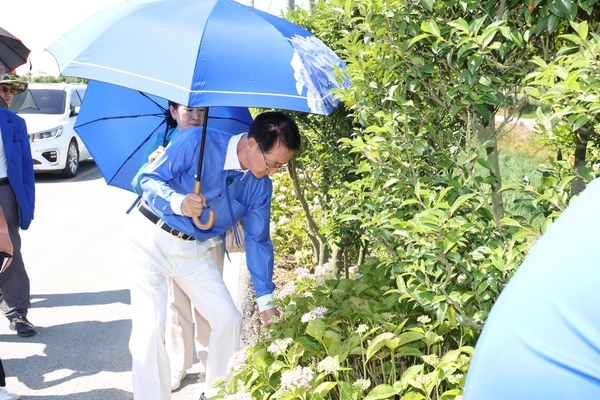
[141,126,275,297]
[0,108,35,230]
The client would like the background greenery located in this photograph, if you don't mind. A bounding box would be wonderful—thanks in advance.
[216,0,600,398]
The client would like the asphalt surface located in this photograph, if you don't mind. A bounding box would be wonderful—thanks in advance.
[0,160,241,399]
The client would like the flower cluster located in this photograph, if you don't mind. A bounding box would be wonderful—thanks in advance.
[314,263,333,276]
[295,267,314,279]
[227,348,249,372]
[352,379,371,392]
[280,366,314,389]
[317,356,341,374]
[276,283,297,300]
[267,338,294,355]
[355,324,369,334]
[301,306,328,323]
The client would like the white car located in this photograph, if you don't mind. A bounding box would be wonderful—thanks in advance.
[17,83,90,177]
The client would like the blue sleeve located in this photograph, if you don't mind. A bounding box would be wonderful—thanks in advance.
[139,128,198,215]
[243,182,275,297]
[17,116,35,228]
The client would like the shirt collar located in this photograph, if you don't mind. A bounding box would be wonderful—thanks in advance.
[224,132,246,172]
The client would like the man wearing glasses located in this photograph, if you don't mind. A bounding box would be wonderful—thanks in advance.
[121,111,300,400]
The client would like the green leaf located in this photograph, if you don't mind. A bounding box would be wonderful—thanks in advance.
[421,20,441,37]
[366,332,396,361]
[315,382,337,396]
[449,193,476,216]
[570,20,588,39]
[447,19,469,32]
[555,0,574,17]
[397,331,425,346]
[306,319,327,341]
[419,0,434,12]
[480,27,498,48]
[477,158,495,172]
[401,392,427,400]
[339,381,358,400]
[365,384,398,400]
[468,17,486,35]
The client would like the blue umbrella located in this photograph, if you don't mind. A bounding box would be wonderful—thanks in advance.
[75,80,253,192]
[46,0,349,115]
[46,0,349,228]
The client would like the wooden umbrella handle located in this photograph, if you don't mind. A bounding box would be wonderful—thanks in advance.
[192,181,216,229]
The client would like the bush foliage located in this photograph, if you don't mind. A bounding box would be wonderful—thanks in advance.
[216,0,600,398]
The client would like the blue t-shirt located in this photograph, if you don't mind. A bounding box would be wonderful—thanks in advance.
[464,178,600,399]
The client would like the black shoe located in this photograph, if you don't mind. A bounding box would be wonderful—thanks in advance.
[9,317,36,337]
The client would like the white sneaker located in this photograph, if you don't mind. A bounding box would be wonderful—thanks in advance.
[171,369,187,391]
[0,387,20,400]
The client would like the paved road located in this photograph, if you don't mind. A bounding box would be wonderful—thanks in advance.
[0,160,240,399]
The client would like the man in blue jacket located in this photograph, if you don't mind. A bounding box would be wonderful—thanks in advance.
[121,111,300,400]
[0,106,36,337]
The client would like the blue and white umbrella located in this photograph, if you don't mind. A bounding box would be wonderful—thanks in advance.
[46,0,349,115]
[46,0,349,228]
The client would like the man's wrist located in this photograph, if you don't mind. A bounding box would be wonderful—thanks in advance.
[257,294,275,312]
[170,193,186,215]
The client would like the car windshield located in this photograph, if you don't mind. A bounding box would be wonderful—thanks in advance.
[18,89,66,115]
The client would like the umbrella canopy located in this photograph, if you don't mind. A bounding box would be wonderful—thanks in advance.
[9,89,39,113]
[75,80,253,191]
[46,0,349,115]
[0,27,30,72]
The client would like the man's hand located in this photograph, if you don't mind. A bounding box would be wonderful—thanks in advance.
[148,146,165,164]
[181,193,207,217]
[260,307,280,325]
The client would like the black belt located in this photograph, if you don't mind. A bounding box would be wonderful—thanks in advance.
[0,177,8,186]
[138,202,196,241]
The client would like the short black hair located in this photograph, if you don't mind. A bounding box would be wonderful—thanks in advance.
[248,111,301,154]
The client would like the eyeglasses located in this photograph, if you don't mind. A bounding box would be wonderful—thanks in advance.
[1,86,12,94]
[258,145,287,171]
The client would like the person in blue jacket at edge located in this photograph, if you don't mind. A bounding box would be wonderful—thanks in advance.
[464,177,600,399]
[0,102,36,339]
[121,111,300,400]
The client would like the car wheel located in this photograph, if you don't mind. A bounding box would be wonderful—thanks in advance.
[62,139,79,178]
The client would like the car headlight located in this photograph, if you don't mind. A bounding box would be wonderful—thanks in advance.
[31,126,63,141]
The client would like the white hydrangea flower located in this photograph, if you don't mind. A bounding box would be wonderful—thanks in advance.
[355,324,369,334]
[317,356,341,374]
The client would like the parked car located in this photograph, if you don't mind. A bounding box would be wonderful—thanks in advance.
[17,83,90,177]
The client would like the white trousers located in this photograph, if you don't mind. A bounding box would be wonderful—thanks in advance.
[165,242,225,373]
[121,209,242,400]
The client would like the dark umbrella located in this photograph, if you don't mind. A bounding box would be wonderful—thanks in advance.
[0,27,30,72]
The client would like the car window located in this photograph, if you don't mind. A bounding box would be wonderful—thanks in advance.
[70,89,82,110]
[19,89,66,115]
